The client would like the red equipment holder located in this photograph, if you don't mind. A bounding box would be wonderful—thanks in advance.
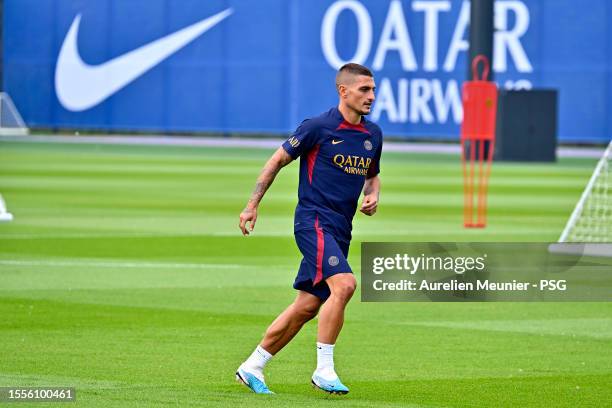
[460,55,498,228]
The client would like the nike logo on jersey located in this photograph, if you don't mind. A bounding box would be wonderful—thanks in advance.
[332,140,344,145]
[55,9,233,111]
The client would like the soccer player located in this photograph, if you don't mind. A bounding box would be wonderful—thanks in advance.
[237,63,382,395]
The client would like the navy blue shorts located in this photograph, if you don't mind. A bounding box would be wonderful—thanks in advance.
[293,226,352,301]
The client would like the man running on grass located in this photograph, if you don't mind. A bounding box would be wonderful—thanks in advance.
[237,63,382,395]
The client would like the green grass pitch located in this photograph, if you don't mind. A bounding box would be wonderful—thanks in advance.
[0,140,611,407]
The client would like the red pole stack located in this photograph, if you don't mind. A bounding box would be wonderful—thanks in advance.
[460,55,498,228]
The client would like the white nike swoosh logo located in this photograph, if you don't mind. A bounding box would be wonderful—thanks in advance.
[55,9,233,112]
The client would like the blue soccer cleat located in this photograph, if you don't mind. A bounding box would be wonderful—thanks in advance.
[311,373,349,395]
[235,366,274,394]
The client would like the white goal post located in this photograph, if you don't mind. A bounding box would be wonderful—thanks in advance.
[0,194,14,222]
[0,92,29,135]
[559,140,612,243]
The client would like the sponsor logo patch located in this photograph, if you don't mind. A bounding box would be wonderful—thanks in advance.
[287,136,300,148]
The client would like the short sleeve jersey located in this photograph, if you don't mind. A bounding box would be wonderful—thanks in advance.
[282,107,383,243]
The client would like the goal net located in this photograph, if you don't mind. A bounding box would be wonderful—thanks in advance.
[559,140,612,243]
[0,92,29,135]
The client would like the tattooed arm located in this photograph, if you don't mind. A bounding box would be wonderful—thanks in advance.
[239,147,294,235]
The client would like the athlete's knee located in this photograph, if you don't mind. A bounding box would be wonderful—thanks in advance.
[329,274,356,302]
[292,295,321,323]
[299,303,320,322]
[290,303,317,325]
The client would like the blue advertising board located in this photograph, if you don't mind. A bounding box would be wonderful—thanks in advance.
[3,0,612,142]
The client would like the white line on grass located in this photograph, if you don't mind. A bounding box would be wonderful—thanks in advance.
[0,259,243,270]
[0,232,241,240]
[0,134,605,158]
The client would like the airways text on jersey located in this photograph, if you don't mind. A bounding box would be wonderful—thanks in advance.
[333,154,372,176]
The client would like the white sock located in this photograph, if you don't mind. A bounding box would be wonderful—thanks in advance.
[242,345,273,379]
[315,342,337,380]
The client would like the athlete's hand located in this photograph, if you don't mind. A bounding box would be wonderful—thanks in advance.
[239,207,257,235]
[360,194,378,216]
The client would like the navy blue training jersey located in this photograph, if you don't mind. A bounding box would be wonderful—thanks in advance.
[282,107,383,243]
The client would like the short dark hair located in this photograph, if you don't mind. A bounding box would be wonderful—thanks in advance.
[336,63,373,89]
[338,63,373,77]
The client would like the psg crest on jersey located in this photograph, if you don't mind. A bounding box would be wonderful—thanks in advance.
[364,140,373,151]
